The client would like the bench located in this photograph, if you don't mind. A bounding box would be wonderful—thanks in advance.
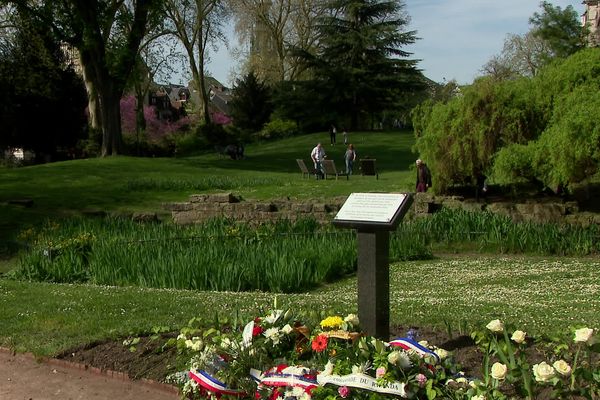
[359,159,378,179]
[322,160,349,180]
[296,159,312,178]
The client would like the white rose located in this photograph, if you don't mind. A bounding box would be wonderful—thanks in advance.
[486,319,504,333]
[264,310,282,324]
[533,362,555,383]
[553,360,572,377]
[388,350,411,369]
[491,362,507,380]
[281,324,294,335]
[387,350,401,365]
[471,395,486,400]
[344,313,359,326]
[177,333,187,341]
[455,377,468,384]
[434,347,449,360]
[511,330,527,344]
[418,340,429,347]
[574,328,595,344]
[185,339,194,348]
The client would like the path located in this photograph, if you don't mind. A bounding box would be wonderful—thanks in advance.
[0,349,178,400]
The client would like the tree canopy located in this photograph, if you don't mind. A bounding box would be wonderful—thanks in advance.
[413,48,600,193]
[290,0,425,130]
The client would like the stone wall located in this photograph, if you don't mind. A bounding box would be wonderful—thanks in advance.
[164,192,600,227]
[163,193,346,225]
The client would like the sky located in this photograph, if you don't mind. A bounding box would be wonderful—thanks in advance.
[202,0,585,86]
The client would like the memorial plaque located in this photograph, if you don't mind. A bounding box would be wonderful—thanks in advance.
[332,192,414,339]
[334,193,413,230]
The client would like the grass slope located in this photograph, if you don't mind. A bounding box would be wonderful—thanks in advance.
[0,131,416,251]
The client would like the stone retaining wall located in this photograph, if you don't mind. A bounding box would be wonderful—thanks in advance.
[163,193,346,225]
[164,193,600,227]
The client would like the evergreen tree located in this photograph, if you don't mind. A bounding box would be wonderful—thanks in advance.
[295,0,425,130]
[229,71,273,132]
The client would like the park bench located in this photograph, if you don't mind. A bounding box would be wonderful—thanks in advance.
[322,160,349,180]
[296,159,312,178]
[359,159,379,179]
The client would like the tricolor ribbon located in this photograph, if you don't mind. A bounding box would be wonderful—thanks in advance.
[250,367,318,391]
[189,369,245,397]
[388,337,440,364]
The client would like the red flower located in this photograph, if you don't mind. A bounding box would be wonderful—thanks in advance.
[253,325,264,336]
[311,334,329,352]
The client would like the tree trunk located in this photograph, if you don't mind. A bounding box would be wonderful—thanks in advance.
[80,54,102,131]
[198,61,211,125]
[100,86,123,157]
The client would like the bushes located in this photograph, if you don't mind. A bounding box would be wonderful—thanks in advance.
[413,48,600,193]
[255,119,298,141]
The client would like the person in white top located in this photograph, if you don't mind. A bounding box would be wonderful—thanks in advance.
[311,143,326,179]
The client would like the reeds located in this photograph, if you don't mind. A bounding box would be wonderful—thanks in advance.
[13,209,599,292]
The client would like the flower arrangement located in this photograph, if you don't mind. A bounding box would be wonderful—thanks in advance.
[172,313,599,400]
[174,309,461,399]
[469,320,599,399]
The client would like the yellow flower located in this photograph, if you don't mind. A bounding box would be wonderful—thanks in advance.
[320,316,344,330]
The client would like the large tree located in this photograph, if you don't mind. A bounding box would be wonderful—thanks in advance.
[162,0,229,125]
[230,0,326,83]
[0,5,87,157]
[5,0,162,156]
[482,32,552,79]
[529,1,586,59]
[293,0,423,130]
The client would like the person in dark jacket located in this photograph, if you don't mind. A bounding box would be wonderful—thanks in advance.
[415,159,432,192]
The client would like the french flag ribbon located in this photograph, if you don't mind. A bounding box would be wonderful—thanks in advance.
[388,337,441,364]
[250,369,318,391]
[189,369,245,397]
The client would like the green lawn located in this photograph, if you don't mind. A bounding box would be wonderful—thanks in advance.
[1,130,598,358]
[1,256,597,356]
[0,130,416,250]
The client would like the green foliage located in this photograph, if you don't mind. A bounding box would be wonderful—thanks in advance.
[255,119,298,141]
[0,6,88,156]
[491,144,536,185]
[173,131,207,156]
[532,86,600,187]
[529,1,586,59]
[414,48,600,192]
[196,122,229,146]
[292,0,425,130]
[229,71,273,133]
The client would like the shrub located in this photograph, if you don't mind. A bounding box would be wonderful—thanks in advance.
[255,119,298,141]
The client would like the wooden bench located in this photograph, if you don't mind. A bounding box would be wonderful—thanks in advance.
[359,159,378,179]
[296,159,312,178]
[322,160,348,180]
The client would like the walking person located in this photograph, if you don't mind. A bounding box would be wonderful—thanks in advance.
[329,124,337,145]
[342,128,348,145]
[415,159,432,192]
[311,143,326,179]
[344,144,356,175]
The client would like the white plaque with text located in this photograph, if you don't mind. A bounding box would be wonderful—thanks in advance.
[334,193,407,223]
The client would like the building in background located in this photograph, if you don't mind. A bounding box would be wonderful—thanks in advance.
[582,0,600,46]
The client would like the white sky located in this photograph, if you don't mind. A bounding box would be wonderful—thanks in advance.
[202,0,585,86]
